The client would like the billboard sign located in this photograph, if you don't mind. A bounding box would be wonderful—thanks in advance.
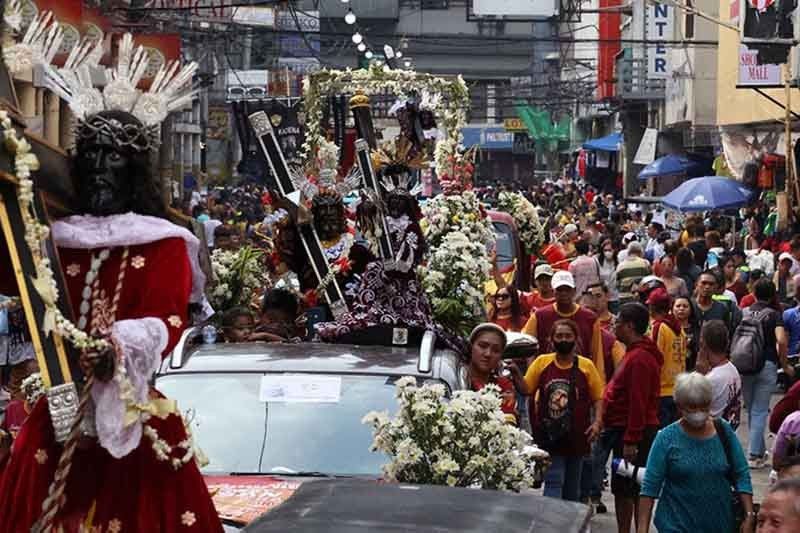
[647,3,674,79]
[276,9,320,58]
[473,0,558,18]
[737,44,782,87]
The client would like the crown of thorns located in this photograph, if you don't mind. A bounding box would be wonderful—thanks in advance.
[75,114,159,153]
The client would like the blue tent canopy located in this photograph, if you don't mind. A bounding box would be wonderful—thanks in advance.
[638,154,709,180]
[582,132,622,152]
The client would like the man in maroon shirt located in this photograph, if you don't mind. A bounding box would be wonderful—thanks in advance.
[770,380,800,434]
[601,302,663,533]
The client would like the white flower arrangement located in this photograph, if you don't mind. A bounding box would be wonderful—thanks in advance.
[419,191,494,335]
[301,64,469,174]
[496,192,547,255]
[209,246,269,315]
[418,231,492,337]
[363,377,549,491]
[421,190,494,250]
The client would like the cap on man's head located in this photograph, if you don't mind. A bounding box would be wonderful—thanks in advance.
[552,270,576,290]
[534,264,555,279]
[469,323,508,349]
[564,223,578,235]
[623,231,637,244]
[646,287,671,307]
[780,252,794,263]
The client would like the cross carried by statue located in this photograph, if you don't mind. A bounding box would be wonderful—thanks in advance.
[248,110,349,319]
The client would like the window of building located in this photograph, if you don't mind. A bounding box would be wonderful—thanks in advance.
[422,0,450,8]
[685,0,695,39]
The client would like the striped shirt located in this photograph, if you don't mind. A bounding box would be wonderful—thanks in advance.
[615,256,652,303]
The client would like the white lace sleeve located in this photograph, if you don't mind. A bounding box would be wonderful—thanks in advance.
[91,317,168,459]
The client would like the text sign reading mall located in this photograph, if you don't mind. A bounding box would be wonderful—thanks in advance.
[737,44,782,87]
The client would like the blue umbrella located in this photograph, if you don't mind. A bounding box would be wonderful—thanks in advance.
[661,176,754,212]
[638,154,707,180]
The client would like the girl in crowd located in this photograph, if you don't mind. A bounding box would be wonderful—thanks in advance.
[596,239,620,313]
[672,296,698,371]
[488,286,528,332]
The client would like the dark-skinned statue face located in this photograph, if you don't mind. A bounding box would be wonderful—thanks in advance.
[312,191,346,242]
[387,193,410,219]
[76,139,133,216]
[75,111,150,217]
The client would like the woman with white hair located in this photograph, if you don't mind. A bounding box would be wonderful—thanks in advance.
[636,372,755,533]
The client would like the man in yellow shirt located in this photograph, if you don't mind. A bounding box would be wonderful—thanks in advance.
[647,288,687,427]
[523,271,605,381]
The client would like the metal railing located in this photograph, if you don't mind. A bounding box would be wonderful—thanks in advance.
[615,57,666,100]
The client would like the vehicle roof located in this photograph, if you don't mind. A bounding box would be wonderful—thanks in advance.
[158,341,462,381]
[486,209,517,228]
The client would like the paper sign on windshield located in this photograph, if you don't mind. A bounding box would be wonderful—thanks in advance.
[259,375,342,403]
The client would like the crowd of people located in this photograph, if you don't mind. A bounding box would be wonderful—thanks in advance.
[476,177,800,532]
[3,166,800,531]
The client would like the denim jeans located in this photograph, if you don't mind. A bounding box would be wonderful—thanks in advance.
[590,428,618,499]
[741,360,777,458]
[543,455,583,501]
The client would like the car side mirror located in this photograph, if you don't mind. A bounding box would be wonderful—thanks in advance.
[502,332,539,360]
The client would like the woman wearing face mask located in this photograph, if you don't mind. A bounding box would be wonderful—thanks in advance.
[521,319,604,501]
[596,239,620,314]
[636,372,755,533]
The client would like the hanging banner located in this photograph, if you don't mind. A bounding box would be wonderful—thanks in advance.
[740,0,795,44]
[647,3,674,79]
[260,100,304,168]
[737,44,783,87]
[634,128,659,165]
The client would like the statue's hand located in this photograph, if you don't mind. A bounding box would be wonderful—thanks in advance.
[79,345,116,382]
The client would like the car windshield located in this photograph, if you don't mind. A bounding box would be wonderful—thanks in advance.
[157,373,437,476]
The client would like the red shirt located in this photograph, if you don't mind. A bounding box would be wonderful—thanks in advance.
[770,380,800,433]
[603,337,663,443]
[739,293,756,309]
[520,291,555,315]
[471,374,518,424]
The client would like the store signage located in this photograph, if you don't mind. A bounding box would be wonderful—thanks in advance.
[503,118,526,132]
[647,3,673,79]
[737,44,782,87]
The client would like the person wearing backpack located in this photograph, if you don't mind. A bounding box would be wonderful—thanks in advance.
[733,278,790,469]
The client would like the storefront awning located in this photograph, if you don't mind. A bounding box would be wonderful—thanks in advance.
[582,132,622,152]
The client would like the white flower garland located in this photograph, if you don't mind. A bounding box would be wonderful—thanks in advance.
[0,109,108,351]
[301,64,469,173]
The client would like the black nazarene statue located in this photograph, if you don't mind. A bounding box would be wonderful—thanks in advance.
[0,33,222,532]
